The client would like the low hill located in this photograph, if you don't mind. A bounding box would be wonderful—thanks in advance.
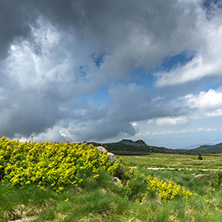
[188,143,222,154]
[87,139,175,155]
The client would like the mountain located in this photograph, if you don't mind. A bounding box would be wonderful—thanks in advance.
[88,139,175,155]
[85,139,222,155]
[173,149,186,152]
[188,142,222,154]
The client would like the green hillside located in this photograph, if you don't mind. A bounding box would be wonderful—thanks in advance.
[86,139,222,155]
[188,143,222,154]
[88,139,175,155]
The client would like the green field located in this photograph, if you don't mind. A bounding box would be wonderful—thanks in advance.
[1,149,222,221]
[122,153,222,169]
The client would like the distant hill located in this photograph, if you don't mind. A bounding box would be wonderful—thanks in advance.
[85,139,222,154]
[173,149,186,152]
[188,143,222,154]
[87,139,175,155]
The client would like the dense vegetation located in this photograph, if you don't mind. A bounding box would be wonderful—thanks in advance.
[0,137,222,221]
[0,137,122,192]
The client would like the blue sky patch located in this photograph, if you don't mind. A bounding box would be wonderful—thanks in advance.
[77,86,111,108]
[161,52,194,71]
[91,52,106,68]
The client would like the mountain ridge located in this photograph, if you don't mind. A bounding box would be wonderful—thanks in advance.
[86,139,222,154]
[87,139,175,155]
[187,142,222,154]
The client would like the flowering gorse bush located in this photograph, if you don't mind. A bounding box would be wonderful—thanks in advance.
[124,168,197,202]
[144,175,197,202]
[0,137,122,192]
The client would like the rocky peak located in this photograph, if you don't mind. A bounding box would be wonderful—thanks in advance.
[120,139,147,146]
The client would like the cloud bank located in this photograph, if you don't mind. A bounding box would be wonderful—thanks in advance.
[0,0,222,147]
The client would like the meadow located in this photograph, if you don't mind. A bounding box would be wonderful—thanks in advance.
[1,138,222,221]
[122,153,222,169]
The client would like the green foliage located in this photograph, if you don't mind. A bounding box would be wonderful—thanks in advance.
[0,137,122,192]
[144,176,197,202]
[198,153,203,160]
[209,172,222,191]
[123,167,197,203]
[124,168,148,201]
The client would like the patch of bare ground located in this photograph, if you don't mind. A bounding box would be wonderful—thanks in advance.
[5,200,55,222]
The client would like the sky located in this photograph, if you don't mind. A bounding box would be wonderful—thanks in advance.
[1,0,222,149]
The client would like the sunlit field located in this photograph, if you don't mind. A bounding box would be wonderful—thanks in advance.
[121,153,222,169]
[1,138,222,221]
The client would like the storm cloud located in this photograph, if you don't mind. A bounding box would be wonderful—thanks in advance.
[1,0,222,146]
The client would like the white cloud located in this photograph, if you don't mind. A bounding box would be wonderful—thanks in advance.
[155,55,222,87]
[156,116,187,126]
[184,88,222,109]
[206,109,222,117]
[155,4,222,87]
[137,127,222,137]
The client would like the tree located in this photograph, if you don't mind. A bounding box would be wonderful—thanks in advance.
[197,153,203,160]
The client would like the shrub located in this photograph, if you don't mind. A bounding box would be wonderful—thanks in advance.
[143,175,197,202]
[197,153,203,160]
[0,137,122,192]
[122,167,197,202]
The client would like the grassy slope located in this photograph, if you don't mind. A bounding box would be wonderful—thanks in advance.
[2,153,222,221]
[188,143,222,154]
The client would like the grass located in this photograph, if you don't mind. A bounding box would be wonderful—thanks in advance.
[121,153,222,169]
[1,153,222,221]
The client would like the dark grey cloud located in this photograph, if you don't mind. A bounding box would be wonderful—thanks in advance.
[0,1,29,57]
[33,83,187,142]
